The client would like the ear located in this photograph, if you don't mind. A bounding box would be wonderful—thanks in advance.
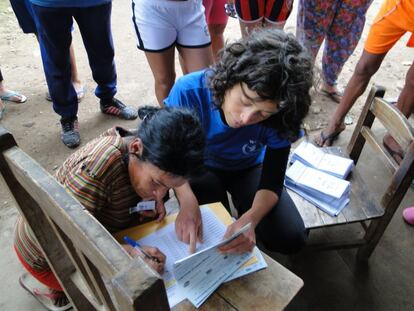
[129,137,143,156]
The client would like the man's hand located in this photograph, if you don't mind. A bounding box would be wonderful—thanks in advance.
[218,216,256,254]
[123,244,166,274]
[175,183,203,253]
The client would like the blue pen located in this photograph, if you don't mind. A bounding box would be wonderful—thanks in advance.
[123,236,161,263]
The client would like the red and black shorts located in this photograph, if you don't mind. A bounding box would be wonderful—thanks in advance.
[235,0,293,24]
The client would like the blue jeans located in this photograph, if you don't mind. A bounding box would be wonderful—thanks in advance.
[31,2,117,118]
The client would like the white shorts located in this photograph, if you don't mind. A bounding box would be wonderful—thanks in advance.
[131,0,211,52]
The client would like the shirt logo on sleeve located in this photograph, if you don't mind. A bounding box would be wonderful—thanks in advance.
[242,140,263,155]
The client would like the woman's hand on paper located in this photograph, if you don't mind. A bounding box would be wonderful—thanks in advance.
[219,216,256,254]
[123,244,166,274]
[175,183,203,254]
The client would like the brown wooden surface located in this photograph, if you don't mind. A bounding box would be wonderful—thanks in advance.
[173,252,303,311]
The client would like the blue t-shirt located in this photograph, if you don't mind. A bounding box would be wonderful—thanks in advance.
[164,70,290,170]
[29,0,110,8]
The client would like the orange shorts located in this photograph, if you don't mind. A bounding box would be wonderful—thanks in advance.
[365,0,414,54]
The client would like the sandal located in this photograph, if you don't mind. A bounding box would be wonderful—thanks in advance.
[0,90,27,103]
[318,88,343,104]
[314,127,345,147]
[403,207,414,225]
[18,273,72,311]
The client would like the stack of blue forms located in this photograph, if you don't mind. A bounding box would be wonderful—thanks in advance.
[285,141,354,216]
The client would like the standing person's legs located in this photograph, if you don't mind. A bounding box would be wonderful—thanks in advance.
[31,5,77,118]
[203,0,228,60]
[314,51,385,146]
[226,165,307,254]
[321,0,373,100]
[73,3,116,102]
[74,3,137,120]
[235,0,264,37]
[262,0,294,30]
[69,43,85,100]
[145,48,176,105]
[177,46,213,74]
[296,0,336,60]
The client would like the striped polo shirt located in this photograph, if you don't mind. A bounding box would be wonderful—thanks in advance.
[15,127,143,270]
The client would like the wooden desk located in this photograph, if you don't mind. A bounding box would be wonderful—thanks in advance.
[173,252,303,311]
[116,203,303,310]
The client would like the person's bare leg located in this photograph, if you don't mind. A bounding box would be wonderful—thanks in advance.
[69,43,84,96]
[178,45,213,74]
[144,46,176,106]
[383,62,414,162]
[208,24,226,61]
[315,50,386,146]
[239,19,263,37]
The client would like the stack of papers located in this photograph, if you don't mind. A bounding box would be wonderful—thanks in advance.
[291,141,354,179]
[133,207,267,308]
[285,160,351,216]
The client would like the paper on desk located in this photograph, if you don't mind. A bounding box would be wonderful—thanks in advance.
[173,223,252,308]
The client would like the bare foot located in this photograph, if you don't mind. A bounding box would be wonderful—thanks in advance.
[383,133,404,164]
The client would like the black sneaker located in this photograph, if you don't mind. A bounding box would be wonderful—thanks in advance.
[60,116,80,148]
[100,98,137,120]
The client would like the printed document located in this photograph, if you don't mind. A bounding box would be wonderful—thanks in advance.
[119,205,267,308]
[292,141,354,179]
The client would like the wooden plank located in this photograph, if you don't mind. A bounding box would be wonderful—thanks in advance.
[347,85,386,163]
[173,294,237,311]
[371,97,414,149]
[361,126,398,173]
[216,252,303,311]
[111,258,169,311]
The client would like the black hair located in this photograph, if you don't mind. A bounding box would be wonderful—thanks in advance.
[209,29,313,141]
[136,106,205,178]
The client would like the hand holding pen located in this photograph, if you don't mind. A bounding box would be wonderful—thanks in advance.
[123,236,166,274]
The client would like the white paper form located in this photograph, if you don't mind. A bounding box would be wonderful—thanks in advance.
[286,161,350,199]
[137,207,251,308]
[292,141,354,179]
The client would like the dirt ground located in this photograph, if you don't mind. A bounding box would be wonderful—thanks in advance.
[0,0,413,310]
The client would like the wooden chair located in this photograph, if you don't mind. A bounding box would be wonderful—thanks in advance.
[289,85,414,261]
[0,126,304,310]
[0,127,170,310]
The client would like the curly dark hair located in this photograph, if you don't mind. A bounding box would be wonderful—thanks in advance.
[136,106,205,178]
[209,29,313,141]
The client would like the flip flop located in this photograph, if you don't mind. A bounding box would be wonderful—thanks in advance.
[0,91,27,103]
[18,273,72,311]
[314,128,344,147]
[402,207,414,225]
[318,89,343,104]
[46,87,85,103]
[383,137,404,165]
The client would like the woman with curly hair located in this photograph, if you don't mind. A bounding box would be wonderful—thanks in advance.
[165,29,313,255]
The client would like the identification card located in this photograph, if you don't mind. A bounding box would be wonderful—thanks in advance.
[129,200,156,214]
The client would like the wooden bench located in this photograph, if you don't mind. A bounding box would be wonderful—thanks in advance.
[289,85,414,260]
[0,126,303,310]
